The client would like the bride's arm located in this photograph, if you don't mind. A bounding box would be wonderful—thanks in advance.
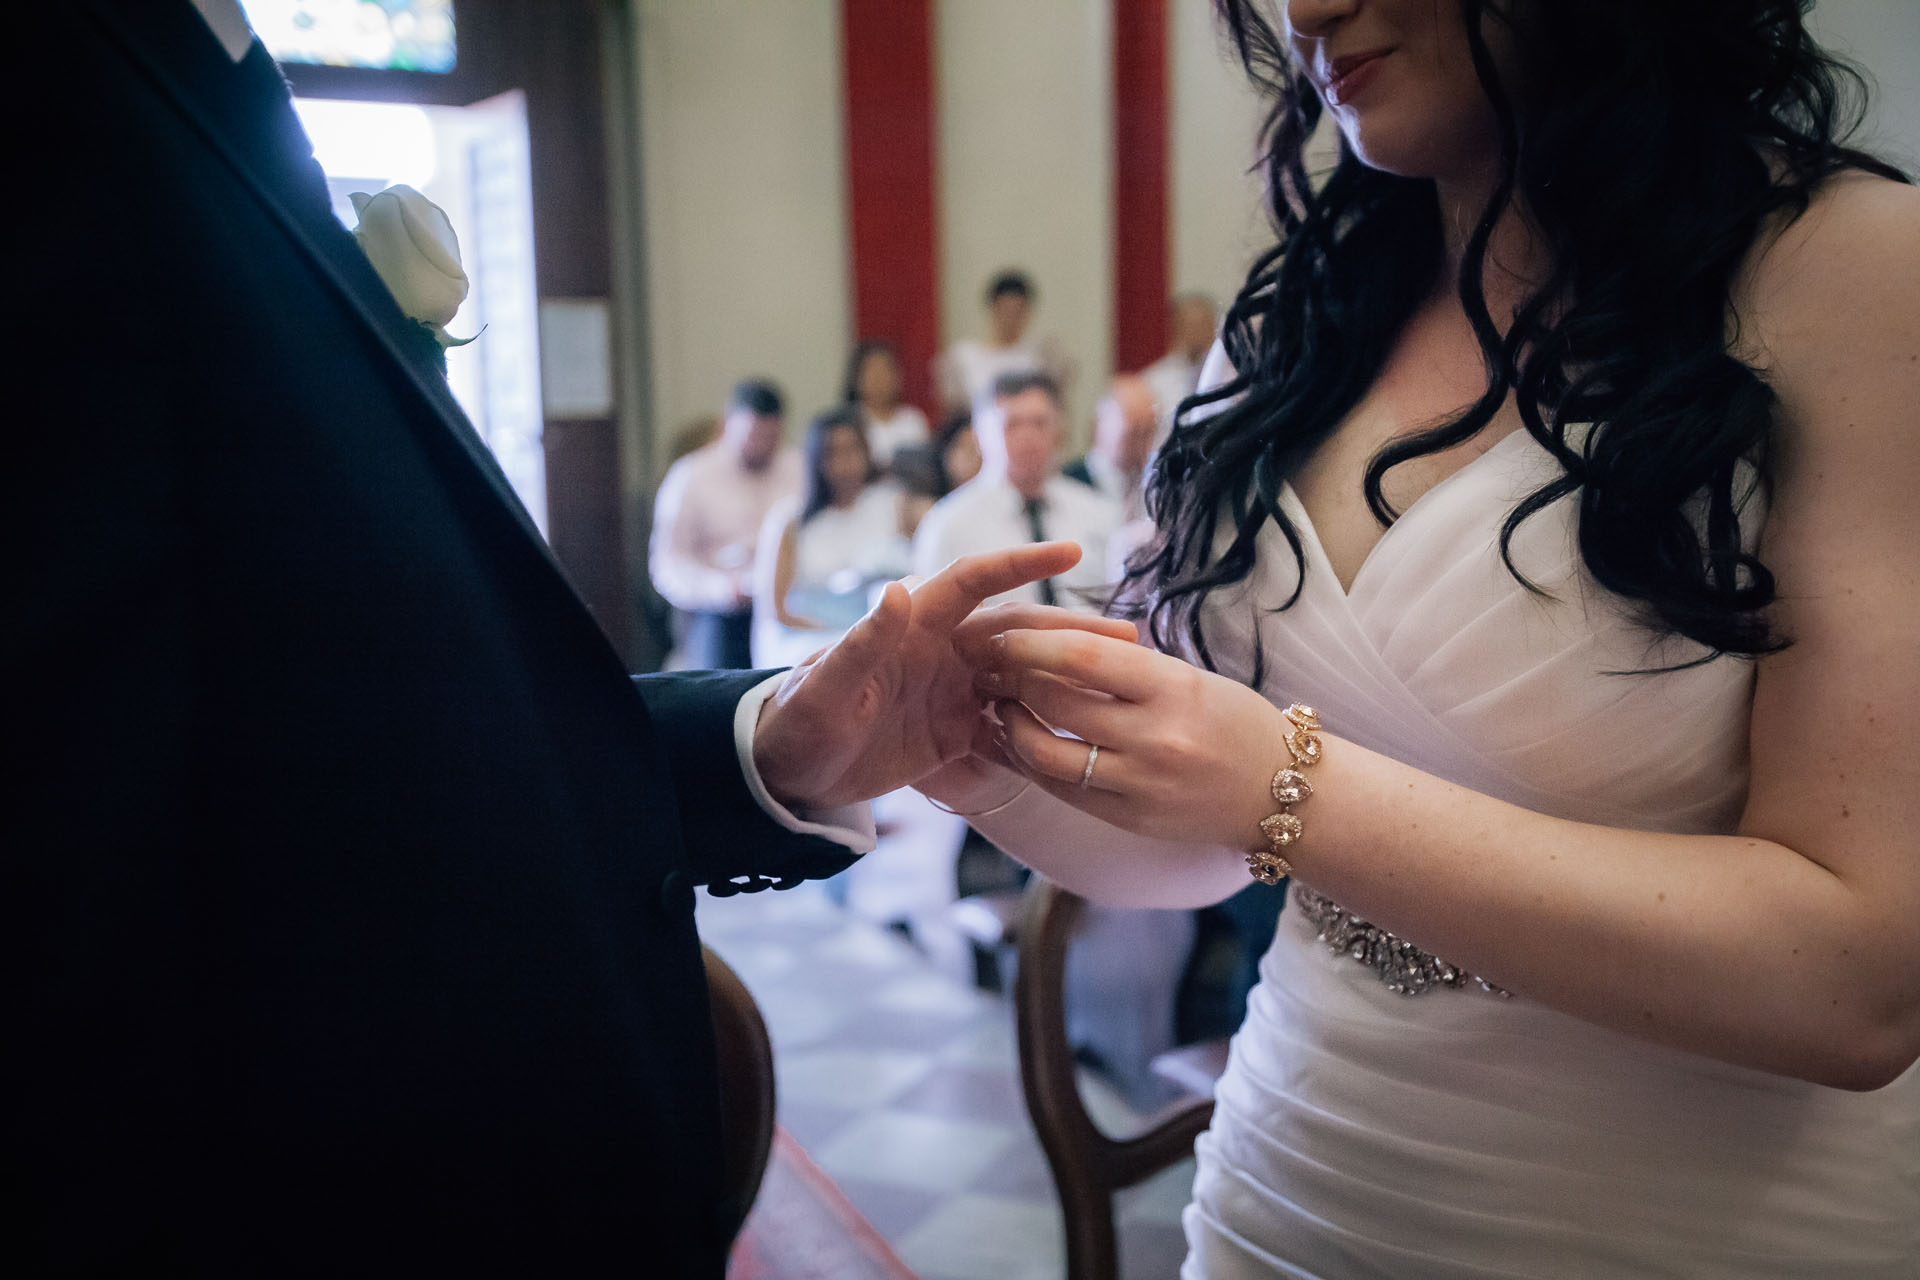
[920,757,1251,908]
[975,175,1920,1091]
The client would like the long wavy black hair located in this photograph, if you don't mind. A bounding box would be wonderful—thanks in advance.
[1127,0,1907,678]
[798,407,875,524]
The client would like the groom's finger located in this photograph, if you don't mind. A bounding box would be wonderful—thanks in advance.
[789,580,911,712]
[911,543,1083,633]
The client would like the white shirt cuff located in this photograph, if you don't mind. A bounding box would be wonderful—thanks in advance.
[732,675,878,855]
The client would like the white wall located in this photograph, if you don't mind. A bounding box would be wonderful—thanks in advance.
[634,0,850,467]
[937,0,1114,440]
[1808,0,1920,174]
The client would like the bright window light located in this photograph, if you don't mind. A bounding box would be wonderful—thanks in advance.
[291,98,438,190]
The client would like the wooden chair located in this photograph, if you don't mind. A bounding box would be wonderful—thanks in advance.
[1013,879,1217,1280]
[702,944,777,1244]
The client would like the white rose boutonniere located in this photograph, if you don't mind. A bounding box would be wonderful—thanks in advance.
[349,184,477,375]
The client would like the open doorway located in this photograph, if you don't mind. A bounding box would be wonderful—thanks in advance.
[292,92,548,533]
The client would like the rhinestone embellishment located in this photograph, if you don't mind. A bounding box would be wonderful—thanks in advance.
[1270,768,1313,805]
[1292,883,1510,997]
[1259,811,1303,846]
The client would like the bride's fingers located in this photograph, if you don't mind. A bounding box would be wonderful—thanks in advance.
[994,698,1130,794]
[987,627,1170,704]
[951,603,1135,664]
[976,668,1132,745]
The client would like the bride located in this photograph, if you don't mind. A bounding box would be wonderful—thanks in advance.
[928,0,1920,1274]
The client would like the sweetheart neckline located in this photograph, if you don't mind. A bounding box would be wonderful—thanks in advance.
[1281,428,1537,604]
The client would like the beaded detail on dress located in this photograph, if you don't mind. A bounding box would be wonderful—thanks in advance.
[1292,883,1509,997]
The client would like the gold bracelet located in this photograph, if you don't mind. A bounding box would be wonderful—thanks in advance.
[927,780,1032,819]
[1247,704,1322,885]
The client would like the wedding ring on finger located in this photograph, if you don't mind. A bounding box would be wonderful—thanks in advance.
[1079,743,1100,789]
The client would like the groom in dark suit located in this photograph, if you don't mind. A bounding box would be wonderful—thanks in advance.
[10,3,1099,1274]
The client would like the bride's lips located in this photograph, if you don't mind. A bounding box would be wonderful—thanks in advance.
[1322,48,1390,106]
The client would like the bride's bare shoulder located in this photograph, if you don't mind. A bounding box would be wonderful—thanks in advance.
[1730,167,1919,529]
[1731,169,1920,369]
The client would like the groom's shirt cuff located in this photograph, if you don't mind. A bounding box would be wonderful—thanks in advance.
[733,675,878,854]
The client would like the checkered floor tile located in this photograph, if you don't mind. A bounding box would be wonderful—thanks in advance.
[698,881,1195,1280]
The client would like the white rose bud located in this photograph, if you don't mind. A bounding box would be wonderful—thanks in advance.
[350,185,469,330]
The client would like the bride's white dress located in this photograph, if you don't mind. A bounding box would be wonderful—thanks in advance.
[1180,429,1920,1276]
[978,426,1919,1276]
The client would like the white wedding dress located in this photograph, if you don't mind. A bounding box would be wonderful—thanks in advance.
[978,427,1919,1276]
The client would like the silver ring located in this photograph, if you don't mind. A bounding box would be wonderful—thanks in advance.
[1079,743,1100,788]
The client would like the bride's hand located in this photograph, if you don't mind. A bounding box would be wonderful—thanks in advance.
[972,627,1298,851]
[753,553,1138,810]
[913,603,1140,815]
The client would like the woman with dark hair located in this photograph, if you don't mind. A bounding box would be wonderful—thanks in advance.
[844,339,930,465]
[895,408,985,537]
[752,408,913,669]
[927,1,1920,1272]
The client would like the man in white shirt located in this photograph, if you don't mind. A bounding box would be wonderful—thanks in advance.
[1142,292,1219,445]
[649,379,803,667]
[935,270,1073,417]
[1063,372,1160,524]
[914,370,1120,611]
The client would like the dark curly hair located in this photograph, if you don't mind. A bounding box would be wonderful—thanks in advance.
[798,407,874,524]
[1127,0,1908,679]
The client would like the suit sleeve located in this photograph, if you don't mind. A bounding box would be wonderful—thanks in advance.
[630,669,864,893]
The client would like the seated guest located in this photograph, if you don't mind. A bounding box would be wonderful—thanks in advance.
[648,378,801,668]
[1064,372,1160,523]
[914,371,1117,611]
[752,409,913,670]
[893,407,982,537]
[1141,291,1217,445]
[935,270,1072,415]
[844,339,929,466]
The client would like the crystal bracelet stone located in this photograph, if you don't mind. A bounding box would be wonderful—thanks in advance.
[1248,704,1322,885]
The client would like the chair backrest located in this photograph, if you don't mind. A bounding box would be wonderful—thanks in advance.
[703,944,777,1243]
[1013,879,1215,1280]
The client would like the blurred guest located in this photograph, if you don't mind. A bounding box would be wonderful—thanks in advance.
[752,409,913,669]
[894,408,981,536]
[1142,291,1218,444]
[914,371,1117,610]
[935,270,1071,414]
[843,340,929,466]
[648,378,800,668]
[934,407,983,491]
[1064,372,1159,523]
[639,413,724,666]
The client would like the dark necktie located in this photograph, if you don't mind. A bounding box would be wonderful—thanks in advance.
[1023,496,1059,607]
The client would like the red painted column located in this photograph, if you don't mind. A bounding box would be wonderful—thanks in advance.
[841,0,940,415]
[1111,0,1170,372]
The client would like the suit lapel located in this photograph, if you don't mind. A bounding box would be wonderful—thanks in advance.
[86,0,559,563]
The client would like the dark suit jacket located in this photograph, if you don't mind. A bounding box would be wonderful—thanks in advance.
[11,4,854,1273]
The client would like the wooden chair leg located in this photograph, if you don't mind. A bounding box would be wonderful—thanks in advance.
[1013,879,1215,1280]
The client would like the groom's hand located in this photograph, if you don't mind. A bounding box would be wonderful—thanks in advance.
[752,543,1137,810]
